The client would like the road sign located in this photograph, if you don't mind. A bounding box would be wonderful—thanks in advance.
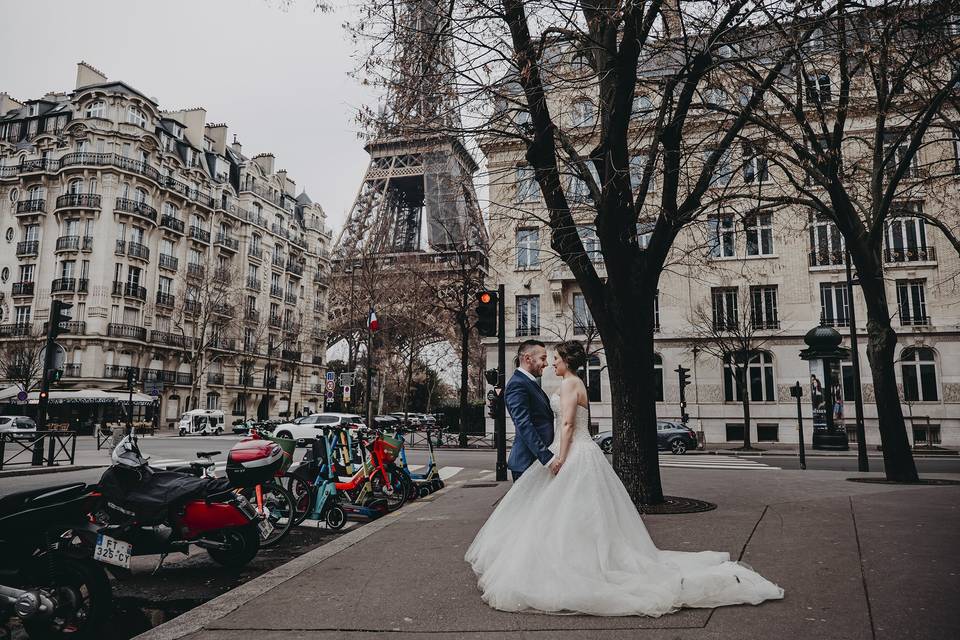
[325,380,335,392]
[16,390,28,402]
[325,391,334,403]
[150,386,161,397]
[325,371,335,382]
[38,343,66,371]
[339,373,353,387]
[342,385,351,403]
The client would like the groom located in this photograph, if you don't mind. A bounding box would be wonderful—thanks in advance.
[504,340,562,481]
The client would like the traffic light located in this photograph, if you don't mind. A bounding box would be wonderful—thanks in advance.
[484,368,499,386]
[48,368,63,384]
[38,390,48,401]
[486,388,502,418]
[47,300,74,340]
[475,290,498,337]
[676,365,691,390]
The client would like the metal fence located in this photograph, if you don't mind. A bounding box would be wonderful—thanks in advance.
[0,430,77,470]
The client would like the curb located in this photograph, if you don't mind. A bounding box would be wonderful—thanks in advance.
[132,486,446,640]
[0,463,107,478]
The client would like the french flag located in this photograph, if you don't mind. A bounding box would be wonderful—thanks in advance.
[367,307,379,332]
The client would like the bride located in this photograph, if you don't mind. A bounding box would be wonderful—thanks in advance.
[464,340,784,616]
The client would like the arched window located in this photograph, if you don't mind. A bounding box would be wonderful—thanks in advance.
[653,354,664,402]
[901,347,938,401]
[67,178,84,195]
[127,106,147,128]
[724,351,775,402]
[26,185,43,202]
[134,187,148,205]
[85,101,106,119]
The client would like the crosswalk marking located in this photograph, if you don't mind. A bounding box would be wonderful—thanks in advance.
[438,466,464,480]
[658,455,780,471]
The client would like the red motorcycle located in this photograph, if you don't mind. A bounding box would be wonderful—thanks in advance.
[87,434,266,571]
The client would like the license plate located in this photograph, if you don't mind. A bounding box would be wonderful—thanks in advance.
[257,519,274,538]
[93,533,132,569]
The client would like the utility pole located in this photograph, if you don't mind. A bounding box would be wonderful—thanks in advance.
[126,367,137,436]
[496,284,506,481]
[845,248,869,472]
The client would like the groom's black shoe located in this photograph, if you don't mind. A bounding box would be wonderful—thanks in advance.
[511,470,522,482]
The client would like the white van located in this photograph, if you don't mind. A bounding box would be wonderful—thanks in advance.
[177,409,225,436]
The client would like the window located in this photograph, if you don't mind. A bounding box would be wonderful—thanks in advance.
[577,225,602,262]
[127,266,142,287]
[248,264,259,280]
[67,179,84,195]
[15,306,31,325]
[85,101,106,119]
[745,213,774,256]
[127,106,147,128]
[60,260,75,279]
[515,228,540,269]
[27,185,44,202]
[158,276,173,295]
[708,214,736,257]
[516,295,540,336]
[653,291,660,331]
[515,166,539,202]
[896,279,929,326]
[885,208,932,262]
[568,163,600,203]
[805,73,832,104]
[712,287,738,331]
[18,264,34,282]
[804,26,826,51]
[912,423,941,445]
[883,133,920,179]
[206,392,221,411]
[757,424,779,442]
[820,283,850,327]
[653,354,663,402]
[580,355,602,402]
[750,286,779,329]
[901,347,938,401]
[134,188,148,205]
[24,224,40,242]
[572,293,595,335]
[703,86,727,107]
[742,143,769,183]
[630,154,655,192]
[704,148,733,187]
[163,202,179,219]
[188,248,202,265]
[632,95,653,118]
[637,219,655,250]
[808,212,845,266]
[160,238,174,257]
[570,99,594,127]
[724,351,775,402]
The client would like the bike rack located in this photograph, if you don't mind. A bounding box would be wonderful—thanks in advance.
[0,430,77,470]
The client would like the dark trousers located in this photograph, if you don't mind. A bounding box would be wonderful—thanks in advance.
[511,469,522,482]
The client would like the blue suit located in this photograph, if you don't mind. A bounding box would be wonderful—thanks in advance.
[505,370,554,479]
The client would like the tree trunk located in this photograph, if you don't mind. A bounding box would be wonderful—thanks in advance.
[458,312,470,448]
[739,368,752,449]
[605,298,664,505]
[859,271,919,481]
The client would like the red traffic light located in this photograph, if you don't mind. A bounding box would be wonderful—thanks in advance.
[478,291,493,304]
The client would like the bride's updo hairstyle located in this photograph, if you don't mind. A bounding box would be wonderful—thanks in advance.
[556,340,586,372]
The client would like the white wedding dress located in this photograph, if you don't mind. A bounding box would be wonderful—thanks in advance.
[464,394,784,616]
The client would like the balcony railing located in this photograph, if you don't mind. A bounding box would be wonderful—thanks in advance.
[808,249,844,267]
[311,354,324,365]
[112,281,147,301]
[286,260,304,276]
[158,253,179,271]
[16,240,39,257]
[189,225,211,243]
[211,303,233,317]
[156,291,175,307]
[160,215,185,234]
[245,308,261,323]
[42,320,85,335]
[284,321,301,335]
[0,323,33,337]
[211,337,236,351]
[63,363,82,377]
[248,246,263,260]
[126,241,150,260]
[900,314,932,326]
[246,276,261,291]
[104,364,138,379]
[11,282,34,296]
[150,330,193,349]
[107,323,147,340]
[272,254,285,268]
[55,193,101,210]
[270,284,283,299]
[285,291,298,304]
[712,320,738,332]
[884,246,937,263]
[751,319,781,330]
[114,198,157,223]
[55,235,80,252]
[281,349,301,362]
[15,199,45,215]
[820,315,850,328]
[268,315,283,329]
[50,277,77,293]
[187,263,205,279]
[185,300,202,316]
[207,372,225,385]
[313,300,325,313]
[215,233,240,251]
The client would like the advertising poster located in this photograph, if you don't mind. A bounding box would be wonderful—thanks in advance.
[808,359,827,431]
[828,359,844,429]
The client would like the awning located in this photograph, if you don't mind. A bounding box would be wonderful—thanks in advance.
[0,386,157,406]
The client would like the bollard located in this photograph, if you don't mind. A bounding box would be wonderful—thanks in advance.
[31,432,44,466]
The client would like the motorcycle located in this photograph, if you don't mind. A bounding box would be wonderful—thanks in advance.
[0,482,112,639]
[88,434,262,571]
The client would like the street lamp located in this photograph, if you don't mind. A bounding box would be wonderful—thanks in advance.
[799,325,850,451]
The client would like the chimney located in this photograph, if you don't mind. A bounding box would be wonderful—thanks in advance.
[164,108,207,149]
[231,135,243,157]
[661,0,682,39]
[205,123,229,155]
[253,153,275,175]
[0,93,25,115]
[76,61,108,90]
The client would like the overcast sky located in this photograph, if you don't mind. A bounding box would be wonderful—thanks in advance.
[0,0,377,235]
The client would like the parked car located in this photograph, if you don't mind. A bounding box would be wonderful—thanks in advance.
[0,416,36,432]
[271,413,366,445]
[593,421,698,455]
[389,412,421,426]
[373,415,401,428]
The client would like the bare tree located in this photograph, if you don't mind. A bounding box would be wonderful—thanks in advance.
[731,0,960,481]
[0,325,45,392]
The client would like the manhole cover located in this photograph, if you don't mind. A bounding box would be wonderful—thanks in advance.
[846,478,960,486]
[639,496,717,514]
[463,483,499,488]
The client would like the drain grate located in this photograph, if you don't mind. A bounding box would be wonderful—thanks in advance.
[638,495,717,514]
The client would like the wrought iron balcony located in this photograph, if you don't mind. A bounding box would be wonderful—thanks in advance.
[55,193,101,211]
[884,246,937,263]
[215,233,240,252]
[245,308,261,323]
[248,246,263,260]
[313,300,325,313]
[175,372,192,386]
[751,319,781,330]
[11,282,34,296]
[184,300,202,316]
[104,364,139,379]
[285,291,298,305]
[286,260,304,277]
[211,337,236,351]
[126,241,150,261]
[15,199,45,215]
[150,330,193,349]
[808,249,844,267]
[270,284,283,299]
[819,315,850,328]
[41,320,85,335]
[268,315,283,329]
[16,240,39,257]
[159,254,179,271]
[211,303,233,317]
[55,235,80,252]
[160,215,185,234]
[207,372,225,385]
[246,276,261,291]
[50,277,77,293]
[283,321,301,335]
[900,314,932,327]
[112,281,147,301]
[107,323,147,340]
[281,349,301,362]
[189,225,211,243]
[0,323,33,338]
[156,291,175,307]
[272,254,285,268]
[114,198,157,222]
[186,263,205,279]
[311,354,324,365]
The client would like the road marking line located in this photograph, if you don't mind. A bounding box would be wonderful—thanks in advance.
[439,466,464,480]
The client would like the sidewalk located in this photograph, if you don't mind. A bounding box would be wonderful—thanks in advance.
[137,466,960,640]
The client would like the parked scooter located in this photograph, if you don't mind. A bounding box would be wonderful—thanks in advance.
[286,428,348,529]
[393,426,444,500]
[89,434,262,572]
[0,483,112,639]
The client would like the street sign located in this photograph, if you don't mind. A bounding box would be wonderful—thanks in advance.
[38,342,67,371]
[342,385,351,403]
[339,373,353,387]
[325,380,335,392]
[150,386,161,397]
[325,371,335,382]
[16,390,28,402]
[325,391,334,404]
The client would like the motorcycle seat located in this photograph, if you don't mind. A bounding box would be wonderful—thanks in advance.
[196,450,221,458]
[0,482,88,518]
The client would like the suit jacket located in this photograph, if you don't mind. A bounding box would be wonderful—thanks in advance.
[505,370,555,474]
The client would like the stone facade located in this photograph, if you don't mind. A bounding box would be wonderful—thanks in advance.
[0,62,333,426]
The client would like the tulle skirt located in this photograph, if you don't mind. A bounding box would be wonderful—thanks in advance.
[464,435,784,616]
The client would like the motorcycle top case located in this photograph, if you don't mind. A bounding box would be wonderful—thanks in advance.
[226,439,284,486]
